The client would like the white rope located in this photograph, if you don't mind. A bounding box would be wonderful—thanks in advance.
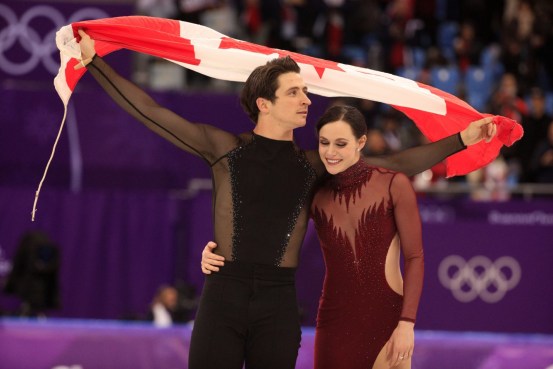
[32,103,68,221]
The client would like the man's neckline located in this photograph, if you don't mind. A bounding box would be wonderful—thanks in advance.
[252,131,295,143]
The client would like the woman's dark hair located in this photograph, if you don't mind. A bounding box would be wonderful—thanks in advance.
[240,56,301,123]
[316,105,368,138]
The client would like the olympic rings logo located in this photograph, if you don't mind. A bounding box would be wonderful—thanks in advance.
[0,4,109,75]
[438,255,521,303]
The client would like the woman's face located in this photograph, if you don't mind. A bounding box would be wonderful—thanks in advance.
[318,120,366,175]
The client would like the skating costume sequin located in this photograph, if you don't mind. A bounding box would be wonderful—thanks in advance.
[225,133,317,265]
[311,159,424,369]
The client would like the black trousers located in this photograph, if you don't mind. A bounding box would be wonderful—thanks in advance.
[188,261,301,369]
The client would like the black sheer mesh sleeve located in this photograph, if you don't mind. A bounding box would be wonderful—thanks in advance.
[86,56,238,165]
[363,133,466,176]
[389,172,424,323]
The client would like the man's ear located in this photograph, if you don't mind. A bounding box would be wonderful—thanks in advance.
[256,97,269,113]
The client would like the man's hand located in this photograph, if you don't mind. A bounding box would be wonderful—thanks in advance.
[200,241,225,275]
[460,117,496,146]
[74,29,96,70]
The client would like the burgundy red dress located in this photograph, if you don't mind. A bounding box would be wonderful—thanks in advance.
[311,159,424,369]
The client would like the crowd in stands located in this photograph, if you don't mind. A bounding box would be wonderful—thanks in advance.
[134,0,553,187]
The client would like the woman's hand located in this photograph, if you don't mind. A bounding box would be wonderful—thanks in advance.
[385,320,414,367]
[200,241,225,275]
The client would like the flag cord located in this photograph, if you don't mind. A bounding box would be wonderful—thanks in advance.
[32,103,68,221]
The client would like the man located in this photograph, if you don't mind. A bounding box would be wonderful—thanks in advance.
[77,29,494,369]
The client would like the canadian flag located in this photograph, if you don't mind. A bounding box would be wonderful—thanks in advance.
[51,16,524,177]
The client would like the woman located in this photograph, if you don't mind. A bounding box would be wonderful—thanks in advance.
[311,105,422,369]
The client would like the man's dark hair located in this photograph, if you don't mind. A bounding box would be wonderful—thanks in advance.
[240,56,301,123]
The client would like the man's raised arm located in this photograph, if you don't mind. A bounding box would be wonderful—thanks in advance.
[77,29,236,164]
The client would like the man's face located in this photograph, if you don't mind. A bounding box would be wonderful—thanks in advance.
[265,72,311,130]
